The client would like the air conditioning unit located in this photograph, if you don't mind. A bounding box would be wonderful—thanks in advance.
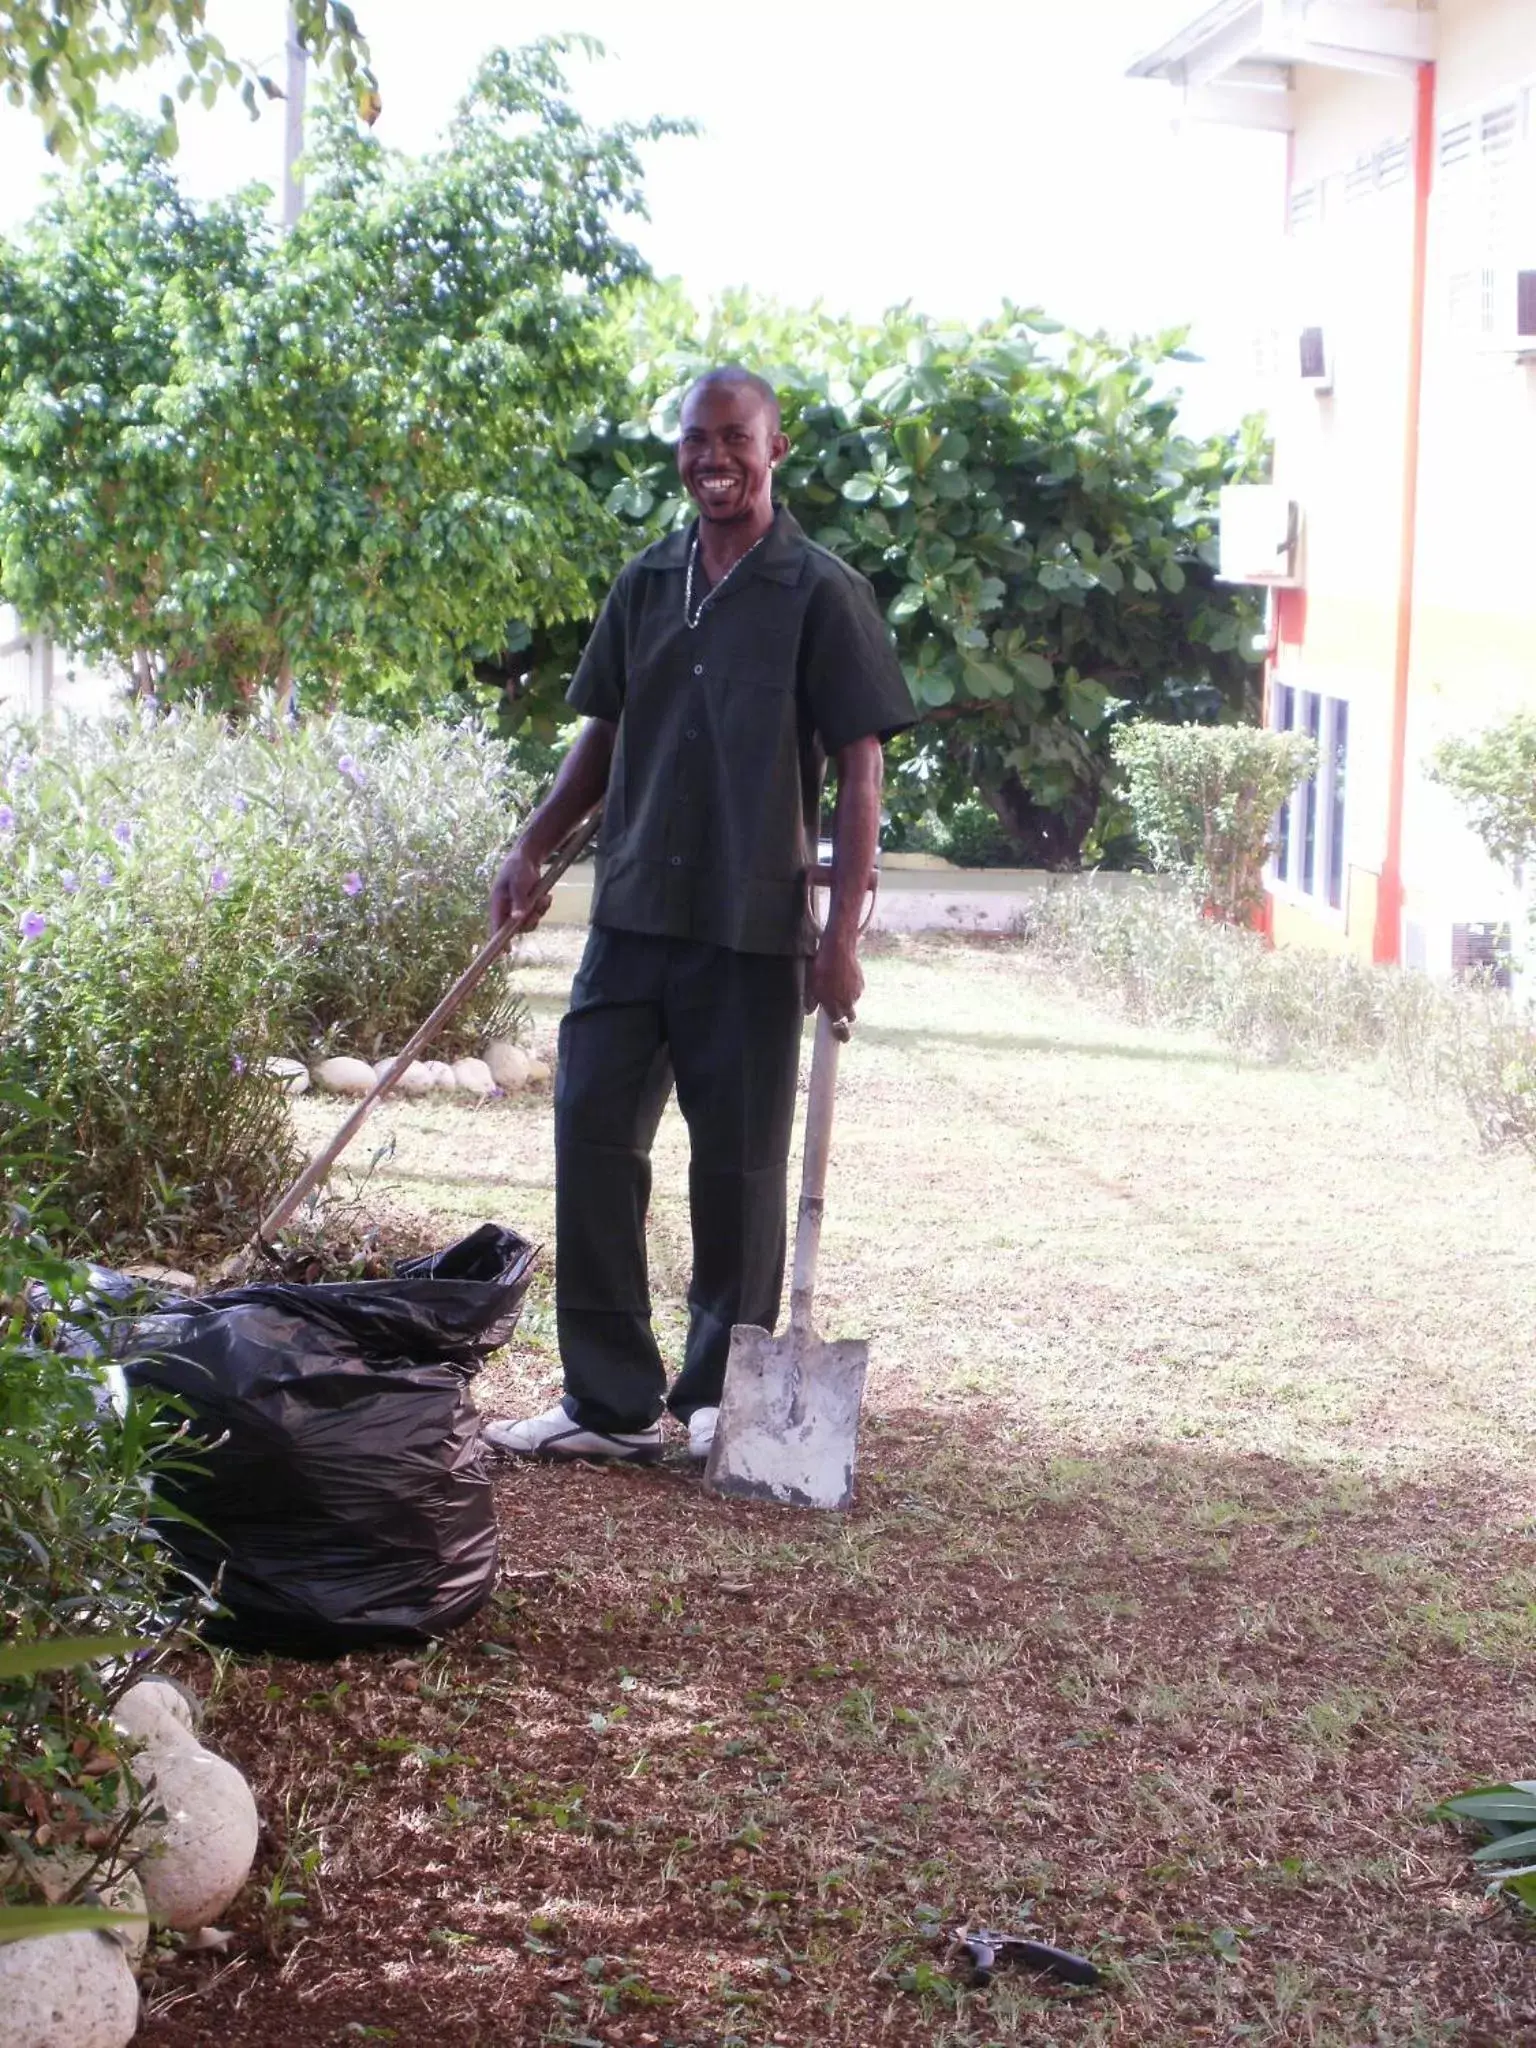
[1298,325,1333,392]
[1481,269,1536,358]
[1217,485,1303,587]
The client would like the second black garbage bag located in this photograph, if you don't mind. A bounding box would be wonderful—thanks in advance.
[123,1223,537,1653]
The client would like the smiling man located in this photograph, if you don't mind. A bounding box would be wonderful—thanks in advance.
[484,365,915,1465]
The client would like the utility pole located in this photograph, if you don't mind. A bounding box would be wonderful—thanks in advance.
[282,6,308,229]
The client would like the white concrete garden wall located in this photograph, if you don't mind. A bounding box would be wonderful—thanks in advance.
[545,855,1170,938]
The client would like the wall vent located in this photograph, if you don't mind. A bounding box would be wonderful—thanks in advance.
[1289,183,1320,230]
[1439,119,1474,170]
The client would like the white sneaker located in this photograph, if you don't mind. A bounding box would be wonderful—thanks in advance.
[686,1405,720,1461]
[483,1400,663,1463]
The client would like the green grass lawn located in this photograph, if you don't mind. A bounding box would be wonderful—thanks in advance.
[142,930,1536,2046]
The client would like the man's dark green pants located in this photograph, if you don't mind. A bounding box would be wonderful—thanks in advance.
[554,926,804,1430]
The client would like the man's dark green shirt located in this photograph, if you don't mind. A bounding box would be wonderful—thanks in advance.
[567,509,916,957]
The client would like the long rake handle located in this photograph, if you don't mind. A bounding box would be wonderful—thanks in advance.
[788,1007,844,1336]
[253,809,600,1246]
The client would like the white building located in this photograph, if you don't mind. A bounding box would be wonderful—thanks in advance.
[1134,0,1536,977]
[0,607,121,720]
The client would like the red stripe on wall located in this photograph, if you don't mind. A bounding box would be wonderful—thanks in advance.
[1372,60,1436,966]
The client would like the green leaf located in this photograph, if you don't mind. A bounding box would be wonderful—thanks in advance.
[961,659,1014,699]
[0,1635,145,1679]
[1441,1786,1536,1826]
[1065,676,1110,730]
[892,419,937,473]
[1016,652,1054,693]
[0,1905,150,1947]
[1474,1826,1536,1864]
[841,474,878,504]
[605,478,655,521]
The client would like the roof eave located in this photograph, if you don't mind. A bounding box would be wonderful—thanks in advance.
[1127,0,1260,81]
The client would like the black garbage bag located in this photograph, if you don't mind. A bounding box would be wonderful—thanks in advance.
[122,1223,537,1653]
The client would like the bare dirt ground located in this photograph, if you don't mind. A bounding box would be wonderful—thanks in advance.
[138,930,1536,2046]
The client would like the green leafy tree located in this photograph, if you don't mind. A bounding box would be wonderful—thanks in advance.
[1430,715,1536,879]
[0,40,679,707]
[496,290,1265,866]
[1,0,377,158]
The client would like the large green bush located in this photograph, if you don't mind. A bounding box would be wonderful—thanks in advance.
[495,291,1265,867]
[0,706,530,1250]
[1112,723,1317,923]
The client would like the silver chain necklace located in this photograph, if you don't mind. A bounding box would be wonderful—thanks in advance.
[684,530,768,631]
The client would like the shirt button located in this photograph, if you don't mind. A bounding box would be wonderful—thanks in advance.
[693,663,704,677]
[669,855,683,867]
[685,727,698,740]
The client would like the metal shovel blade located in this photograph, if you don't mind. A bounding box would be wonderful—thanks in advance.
[703,1319,869,1511]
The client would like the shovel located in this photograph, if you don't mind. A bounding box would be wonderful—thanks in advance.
[703,1003,867,1512]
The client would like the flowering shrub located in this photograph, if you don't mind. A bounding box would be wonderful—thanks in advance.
[0,706,532,1251]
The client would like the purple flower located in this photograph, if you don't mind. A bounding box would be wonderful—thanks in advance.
[0,804,13,833]
[342,870,364,898]
[94,861,114,887]
[233,794,249,816]
[337,754,366,787]
[232,1054,247,1076]
[112,821,134,849]
[7,752,31,784]
[209,865,231,895]
[60,869,80,895]
[18,909,46,941]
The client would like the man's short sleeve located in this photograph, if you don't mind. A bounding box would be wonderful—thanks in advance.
[565,577,629,723]
[801,568,918,755]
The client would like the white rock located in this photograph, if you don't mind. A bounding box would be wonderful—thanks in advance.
[485,1040,530,1090]
[452,1057,496,1097]
[373,1056,434,1098]
[113,1677,200,1751]
[525,1057,551,1087]
[314,1056,376,1098]
[419,1060,457,1092]
[0,1929,140,2048]
[134,1745,259,1932]
[264,1057,311,1098]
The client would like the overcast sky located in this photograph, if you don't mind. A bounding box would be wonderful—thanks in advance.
[0,1,1286,428]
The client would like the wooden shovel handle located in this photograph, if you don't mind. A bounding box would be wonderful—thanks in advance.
[788,1007,843,1334]
[252,808,600,1247]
